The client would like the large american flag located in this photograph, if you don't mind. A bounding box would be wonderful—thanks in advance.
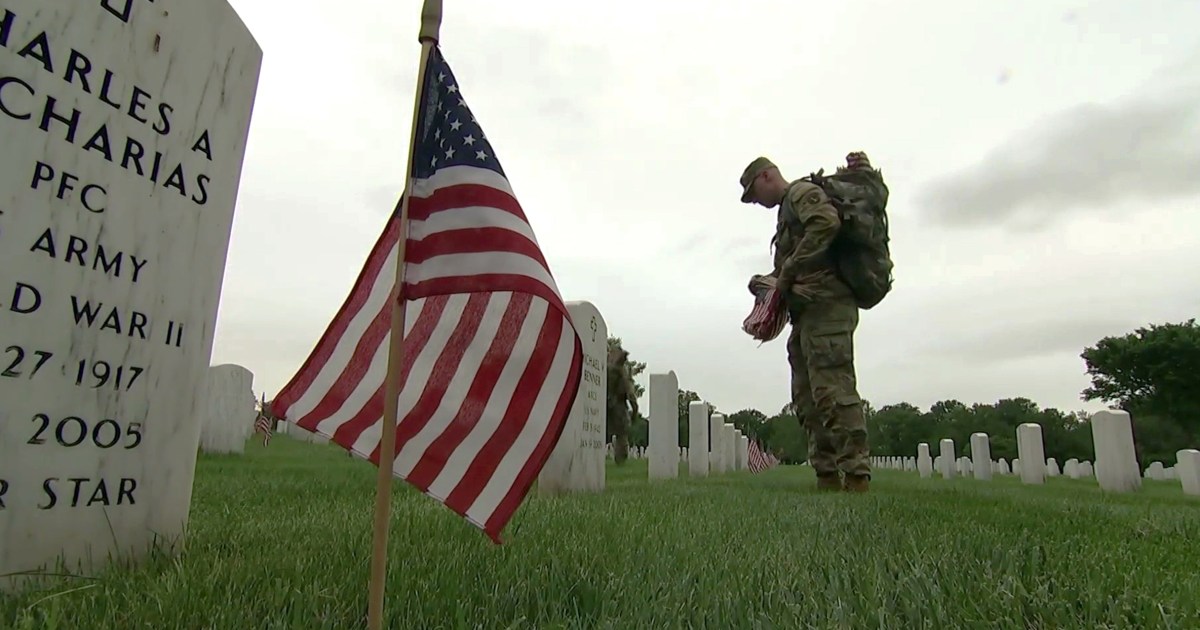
[268,46,583,543]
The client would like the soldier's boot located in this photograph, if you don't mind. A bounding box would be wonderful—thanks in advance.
[843,474,870,493]
[816,473,842,492]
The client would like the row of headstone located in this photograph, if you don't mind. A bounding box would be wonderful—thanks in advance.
[536,301,760,496]
[899,410,1200,496]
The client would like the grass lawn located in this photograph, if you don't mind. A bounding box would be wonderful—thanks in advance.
[3,437,1199,628]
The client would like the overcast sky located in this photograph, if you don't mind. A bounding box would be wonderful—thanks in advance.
[212,0,1200,419]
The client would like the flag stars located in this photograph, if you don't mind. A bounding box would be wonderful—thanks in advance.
[463,134,476,146]
[475,150,488,161]
[445,147,456,159]
[450,119,462,131]
[447,84,458,93]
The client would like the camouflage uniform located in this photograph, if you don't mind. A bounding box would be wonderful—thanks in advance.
[607,345,639,464]
[741,157,871,481]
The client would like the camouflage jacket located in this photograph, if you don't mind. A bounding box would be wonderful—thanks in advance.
[772,180,853,309]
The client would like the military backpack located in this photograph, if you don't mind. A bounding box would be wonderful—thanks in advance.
[781,167,894,310]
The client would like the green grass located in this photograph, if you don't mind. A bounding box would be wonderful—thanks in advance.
[3,437,1199,629]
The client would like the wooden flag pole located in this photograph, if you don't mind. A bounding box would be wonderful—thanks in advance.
[366,0,442,628]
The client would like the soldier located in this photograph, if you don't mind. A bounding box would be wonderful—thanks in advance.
[606,341,640,464]
[739,152,873,492]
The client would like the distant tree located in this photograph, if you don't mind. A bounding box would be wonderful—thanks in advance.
[1081,319,1200,437]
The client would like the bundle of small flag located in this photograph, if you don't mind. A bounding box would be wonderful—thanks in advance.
[742,275,788,342]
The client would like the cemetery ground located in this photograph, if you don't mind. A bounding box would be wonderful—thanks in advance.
[3,439,1198,629]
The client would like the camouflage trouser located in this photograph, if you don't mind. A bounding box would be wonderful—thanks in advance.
[786,296,870,478]
[609,405,630,463]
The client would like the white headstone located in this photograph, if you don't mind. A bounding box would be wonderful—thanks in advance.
[1165,466,1177,480]
[289,424,329,445]
[198,364,256,454]
[938,439,955,479]
[1144,461,1165,481]
[1090,410,1141,493]
[1016,423,1046,485]
[1079,461,1093,477]
[1046,458,1060,477]
[1013,458,1022,475]
[687,401,708,476]
[538,301,606,494]
[970,433,992,481]
[0,0,262,592]
[647,371,679,480]
[1176,449,1200,496]
[709,413,727,473]
[917,443,932,478]
[739,434,750,470]
[998,458,1011,475]
[723,424,736,472]
[1064,458,1080,479]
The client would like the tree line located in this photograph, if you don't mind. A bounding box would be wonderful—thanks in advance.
[608,319,1200,468]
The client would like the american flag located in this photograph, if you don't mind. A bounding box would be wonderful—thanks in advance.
[742,278,787,342]
[267,46,583,543]
[748,440,771,473]
[254,409,273,447]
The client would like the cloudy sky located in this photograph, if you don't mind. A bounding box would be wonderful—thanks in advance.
[212,0,1200,419]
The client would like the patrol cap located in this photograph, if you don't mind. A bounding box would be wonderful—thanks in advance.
[740,156,776,203]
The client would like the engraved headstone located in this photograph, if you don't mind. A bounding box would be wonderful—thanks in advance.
[538,301,606,494]
[998,458,1010,475]
[647,371,679,480]
[1090,410,1141,493]
[687,401,708,476]
[198,364,256,454]
[1046,458,1060,477]
[0,0,261,592]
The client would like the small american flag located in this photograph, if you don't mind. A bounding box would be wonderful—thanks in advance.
[748,440,771,473]
[268,45,583,543]
[742,276,787,342]
[253,410,273,447]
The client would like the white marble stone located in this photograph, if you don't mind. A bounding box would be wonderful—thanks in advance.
[1144,461,1165,481]
[0,0,262,592]
[998,458,1011,475]
[709,413,727,473]
[917,443,932,478]
[539,302,607,495]
[723,424,737,472]
[1064,458,1080,479]
[938,439,955,479]
[1090,410,1141,493]
[1165,466,1176,480]
[1046,458,1060,477]
[969,433,992,481]
[647,371,679,480]
[1176,449,1200,496]
[732,429,744,470]
[687,402,709,476]
[198,364,256,454]
[739,435,750,470]
[1013,458,1021,475]
[1079,461,1093,477]
[1016,423,1046,485]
